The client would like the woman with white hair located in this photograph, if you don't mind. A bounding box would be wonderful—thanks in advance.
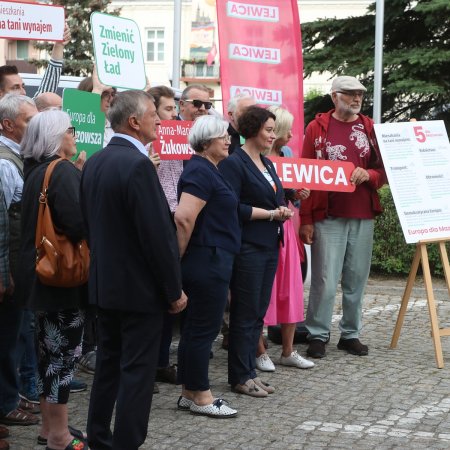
[18,109,88,450]
[175,115,240,418]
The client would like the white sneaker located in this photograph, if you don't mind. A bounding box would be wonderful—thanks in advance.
[255,353,275,372]
[279,350,315,369]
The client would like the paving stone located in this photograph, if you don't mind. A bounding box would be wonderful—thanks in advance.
[7,275,450,449]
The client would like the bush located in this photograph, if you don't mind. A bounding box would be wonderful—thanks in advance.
[372,186,449,277]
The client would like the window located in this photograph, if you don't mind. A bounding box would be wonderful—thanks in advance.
[16,40,29,60]
[146,29,164,62]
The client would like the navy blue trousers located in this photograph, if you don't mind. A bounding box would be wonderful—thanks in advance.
[177,246,234,391]
[228,242,278,386]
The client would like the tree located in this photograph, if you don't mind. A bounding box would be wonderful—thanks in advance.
[31,0,120,76]
[301,0,450,131]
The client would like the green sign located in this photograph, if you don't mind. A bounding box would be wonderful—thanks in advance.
[62,89,105,158]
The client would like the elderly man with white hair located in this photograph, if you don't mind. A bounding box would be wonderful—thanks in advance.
[300,76,387,359]
[226,93,256,154]
[0,94,39,428]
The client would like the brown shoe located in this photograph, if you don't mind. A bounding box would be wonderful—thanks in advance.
[0,439,9,450]
[252,377,275,394]
[18,399,40,415]
[307,339,326,359]
[0,408,39,426]
[337,338,368,356]
[155,365,177,384]
[232,379,268,398]
[0,427,8,439]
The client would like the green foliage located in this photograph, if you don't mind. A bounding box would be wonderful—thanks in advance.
[372,186,449,277]
[304,88,324,102]
[301,0,450,132]
[30,0,120,76]
[303,93,334,128]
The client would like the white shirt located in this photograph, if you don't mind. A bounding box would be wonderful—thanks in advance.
[113,133,148,157]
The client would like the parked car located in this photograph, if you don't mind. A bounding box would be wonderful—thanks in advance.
[20,72,183,101]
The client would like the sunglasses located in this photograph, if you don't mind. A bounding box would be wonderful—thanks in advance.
[183,99,213,110]
[66,126,76,137]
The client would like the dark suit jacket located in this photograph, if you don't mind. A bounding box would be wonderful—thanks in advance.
[80,136,182,313]
[219,146,284,250]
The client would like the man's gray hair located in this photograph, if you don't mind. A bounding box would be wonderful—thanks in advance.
[181,84,209,101]
[189,115,229,153]
[21,109,71,161]
[0,94,35,122]
[108,90,154,132]
[227,94,254,114]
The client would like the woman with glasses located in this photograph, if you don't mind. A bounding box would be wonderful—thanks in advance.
[219,106,293,398]
[18,109,88,449]
[175,115,240,418]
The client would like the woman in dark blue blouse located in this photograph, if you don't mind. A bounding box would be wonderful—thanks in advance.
[219,106,293,398]
[175,115,240,418]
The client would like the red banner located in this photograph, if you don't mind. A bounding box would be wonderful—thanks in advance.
[153,120,193,160]
[269,157,356,192]
[216,0,304,155]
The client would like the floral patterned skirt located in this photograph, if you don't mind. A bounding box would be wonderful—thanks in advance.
[36,309,84,404]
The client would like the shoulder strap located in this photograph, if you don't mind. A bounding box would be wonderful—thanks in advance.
[35,158,64,250]
[0,145,24,179]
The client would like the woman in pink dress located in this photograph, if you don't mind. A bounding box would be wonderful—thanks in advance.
[255,106,315,371]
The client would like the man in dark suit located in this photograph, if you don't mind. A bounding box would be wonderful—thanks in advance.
[80,90,187,450]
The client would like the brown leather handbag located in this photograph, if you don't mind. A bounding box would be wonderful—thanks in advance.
[35,159,90,287]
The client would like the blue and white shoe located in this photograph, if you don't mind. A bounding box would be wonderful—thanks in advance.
[177,396,193,411]
[190,398,237,418]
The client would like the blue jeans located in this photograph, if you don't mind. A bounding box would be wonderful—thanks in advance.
[177,246,234,391]
[305,217,374,341]
[0,301,23,415]
[228,242,278,386]
[18,310,38,396]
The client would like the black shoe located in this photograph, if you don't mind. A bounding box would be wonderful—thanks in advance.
[155,365,177,384]
[222,335,229,350]
[307,339,326,358]
[337,338,368,356]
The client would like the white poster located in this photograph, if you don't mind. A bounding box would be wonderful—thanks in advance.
[91,12,146,90]
[0,0,64,41]
[374,121,450,243]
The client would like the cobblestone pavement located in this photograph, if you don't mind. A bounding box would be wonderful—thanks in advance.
[9,275,450,449]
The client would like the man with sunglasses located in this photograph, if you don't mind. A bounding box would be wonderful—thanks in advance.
[178,84,211,121]
[300,76,387,359]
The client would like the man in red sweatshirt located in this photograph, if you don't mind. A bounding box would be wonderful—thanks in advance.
[300,76,387,359]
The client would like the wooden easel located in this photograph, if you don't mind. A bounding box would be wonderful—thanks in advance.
[390,238,450,368]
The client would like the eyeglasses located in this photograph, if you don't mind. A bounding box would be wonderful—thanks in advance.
[218,135,231,143]
[66,127,76,137]
[183,99,213,110]
[336,90,365,99]
[101,89,117,99]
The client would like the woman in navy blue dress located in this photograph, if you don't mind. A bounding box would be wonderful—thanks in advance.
[175,115,241,418]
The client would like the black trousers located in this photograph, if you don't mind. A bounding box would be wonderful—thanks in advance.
[87,307,163,450]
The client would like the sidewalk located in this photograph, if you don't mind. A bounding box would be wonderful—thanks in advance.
[10,275,450,449]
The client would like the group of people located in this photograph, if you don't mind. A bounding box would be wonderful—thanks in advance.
[0,29,387,449]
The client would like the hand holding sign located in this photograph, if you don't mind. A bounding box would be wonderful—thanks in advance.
[91,12,146,90]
